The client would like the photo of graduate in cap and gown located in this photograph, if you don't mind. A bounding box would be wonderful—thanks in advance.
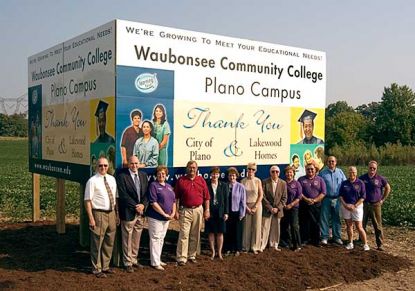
[297,109,324,145]
[94,100,115,144]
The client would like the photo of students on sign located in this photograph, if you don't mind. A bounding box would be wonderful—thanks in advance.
[120,109,143,167]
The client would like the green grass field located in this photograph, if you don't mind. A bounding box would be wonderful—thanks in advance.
[0,139,414,226]
[0,139,79,221]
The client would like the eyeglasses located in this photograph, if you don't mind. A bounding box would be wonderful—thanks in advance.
[98,164,108,168]
[369,167,377,170]
[328,160,335,163]
[271,170,279,173]
[247,168,256,171]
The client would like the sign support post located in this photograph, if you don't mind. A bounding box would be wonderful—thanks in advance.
[56,178,65,234]
[32,173,40,222]
[79,183,89,247]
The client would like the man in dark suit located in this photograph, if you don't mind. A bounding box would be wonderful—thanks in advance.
[260,165,287,251]
[116,155,148,273]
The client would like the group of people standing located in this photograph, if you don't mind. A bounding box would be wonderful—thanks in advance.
[84,156,391,278]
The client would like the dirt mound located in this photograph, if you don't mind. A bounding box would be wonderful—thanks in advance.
[0,221,412,290]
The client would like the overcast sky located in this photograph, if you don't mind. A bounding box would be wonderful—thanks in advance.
[1,0,414,107]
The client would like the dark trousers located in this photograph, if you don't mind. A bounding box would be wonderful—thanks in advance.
[363,202,384,247]
[299,201,321,245]
[224,211,243,252]
[281,207,301,249]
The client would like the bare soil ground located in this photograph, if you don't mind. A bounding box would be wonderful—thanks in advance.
[0,221,413,290]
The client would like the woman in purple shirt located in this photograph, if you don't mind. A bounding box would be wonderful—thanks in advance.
[224,167,246,256]
[146,165,176,270]
[339,166,369,251]
[281,166,302,251]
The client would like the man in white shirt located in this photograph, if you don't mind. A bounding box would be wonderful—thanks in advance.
[84,157,118,278]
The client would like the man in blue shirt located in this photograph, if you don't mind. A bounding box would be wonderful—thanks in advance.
[319,156,346,245]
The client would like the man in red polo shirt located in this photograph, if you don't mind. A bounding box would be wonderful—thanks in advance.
[175,160,210,265]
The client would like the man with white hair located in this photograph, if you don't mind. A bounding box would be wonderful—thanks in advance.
[260,165,287,251]
[84,157,118,278]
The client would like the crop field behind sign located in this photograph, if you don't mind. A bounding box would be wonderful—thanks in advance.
[0,139,413,226]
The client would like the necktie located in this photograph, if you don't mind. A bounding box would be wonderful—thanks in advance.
[103,176,114,210]
[134,174,141,203]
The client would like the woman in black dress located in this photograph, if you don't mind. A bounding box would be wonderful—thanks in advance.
[205,166,229,260]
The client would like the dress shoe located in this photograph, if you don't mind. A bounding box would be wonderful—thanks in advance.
[279,240,289,248]
[188,257,197,263]
[95,272,107,278]
[133,263,144,269]
[126,266,134,273]
[177,261,186,266]
[102,268,116,274]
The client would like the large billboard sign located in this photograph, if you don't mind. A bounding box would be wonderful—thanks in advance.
[29,19,326,182]
[28,21,115,182]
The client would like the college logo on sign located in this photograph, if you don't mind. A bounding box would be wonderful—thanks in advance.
[135,73,158,93]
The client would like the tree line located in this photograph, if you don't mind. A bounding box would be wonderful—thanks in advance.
[1,83,414,164]
[326,83,415,165]
[0,113,27,137]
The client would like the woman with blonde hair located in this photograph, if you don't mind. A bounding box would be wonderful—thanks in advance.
[241,162,263,254]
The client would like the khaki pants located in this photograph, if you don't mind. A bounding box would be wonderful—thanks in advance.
[242,203,262,252]
[260,215,281,251]
[121,215,144,267]
[90,209,116,273]
[176,205,203,263]
[363,202,384,247]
